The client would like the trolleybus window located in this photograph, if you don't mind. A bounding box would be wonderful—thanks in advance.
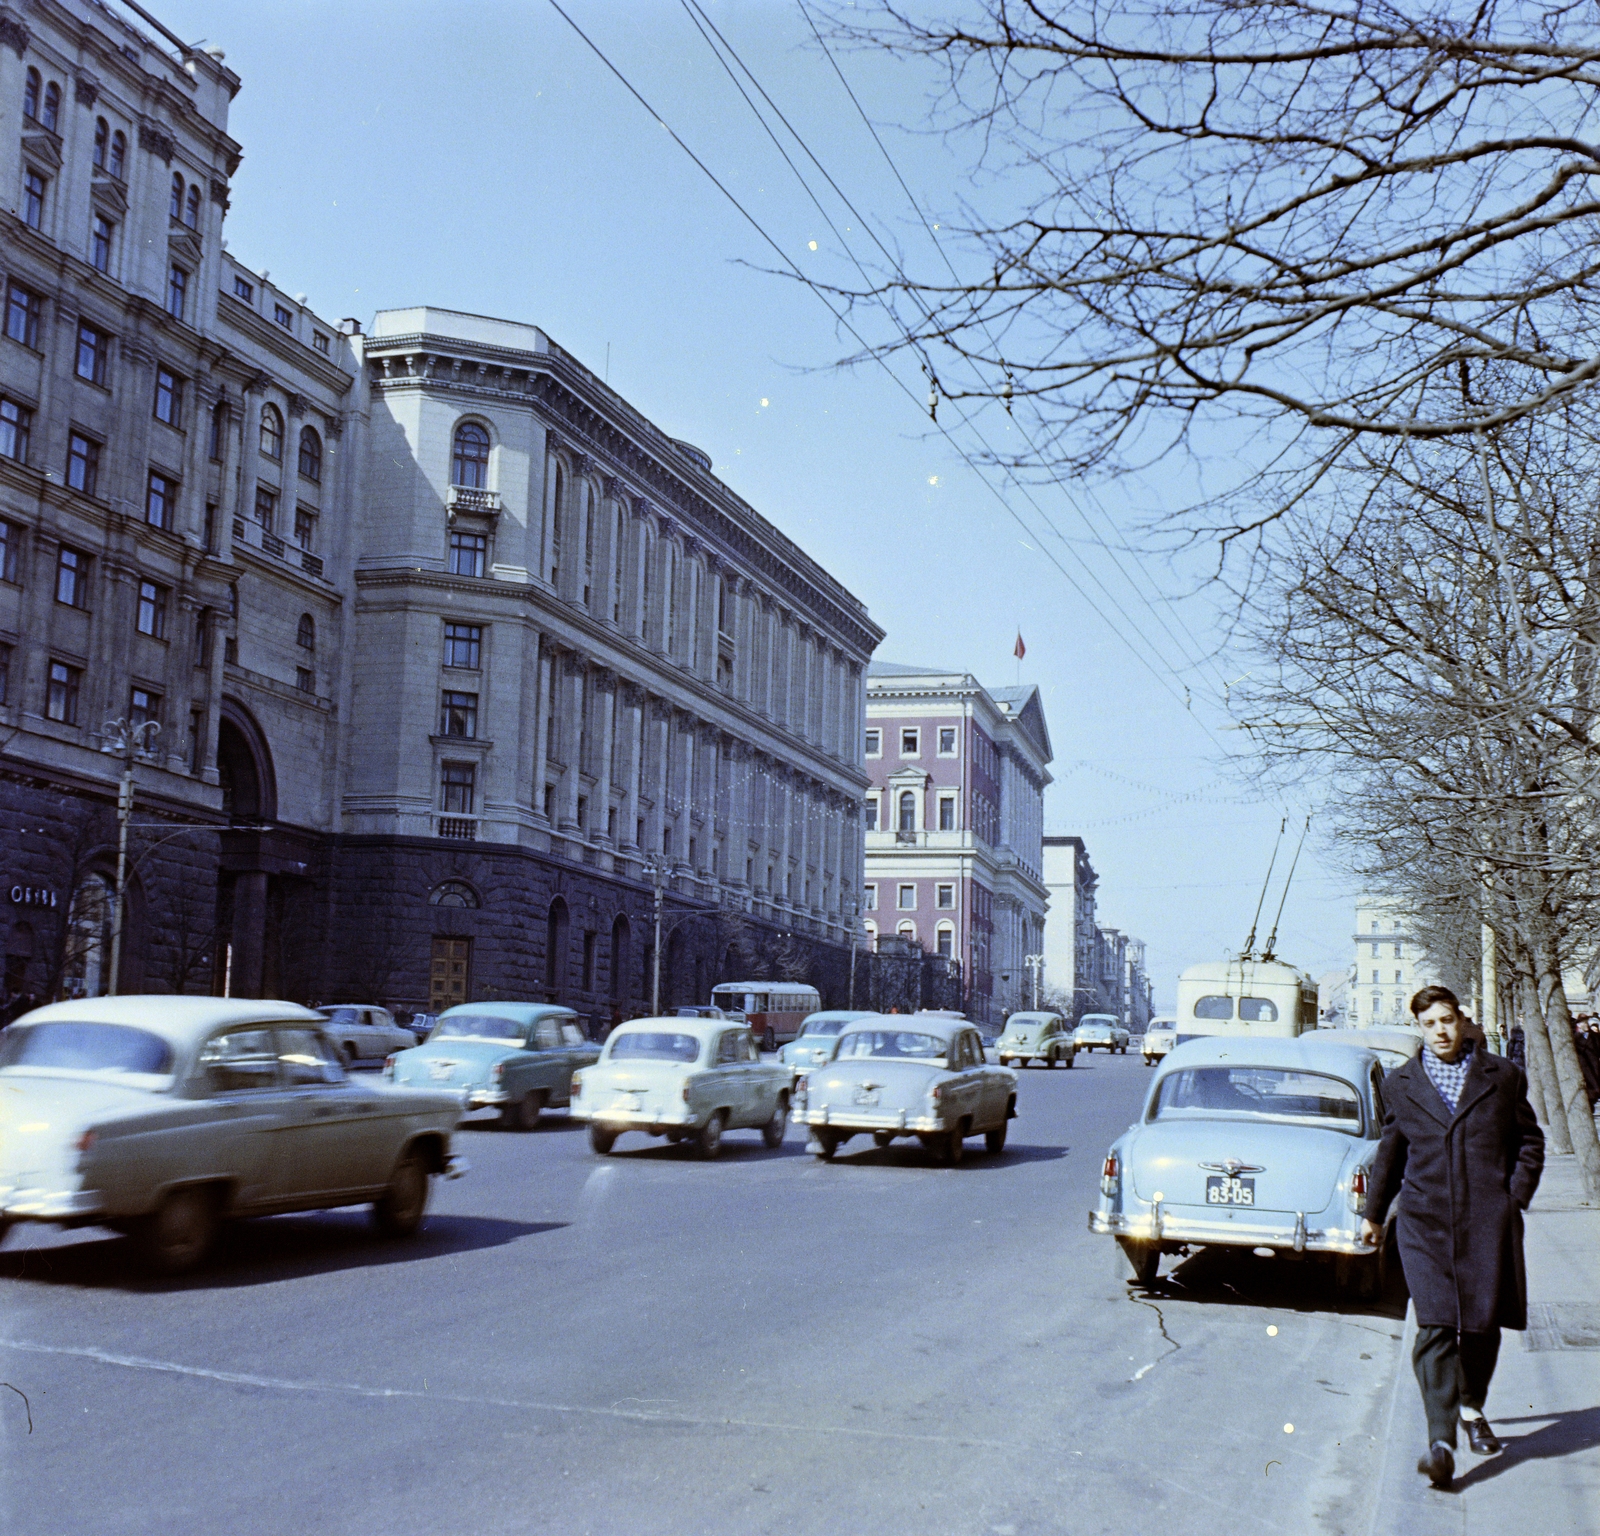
[1238,996,1279,1022]
[1192,995,1234,1020]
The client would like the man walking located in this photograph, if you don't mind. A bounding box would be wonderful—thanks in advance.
[1362,985,1544,1489]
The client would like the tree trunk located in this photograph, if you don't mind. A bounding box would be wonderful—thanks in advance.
[1534,935,1600,1201]
[1518,969,1568,1149]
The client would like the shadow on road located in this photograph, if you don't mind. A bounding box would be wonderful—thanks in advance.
[457,1111,587,1134]
[1134,1241,1409,1321]
[1450,1404,1600,1490]
[807,1140,1071,1171]
[0,1211,566,1293]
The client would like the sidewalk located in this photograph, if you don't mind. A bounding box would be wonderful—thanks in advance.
[1369,1151,1600,1536]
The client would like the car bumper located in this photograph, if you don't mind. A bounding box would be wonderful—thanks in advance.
[794,1106,946,1134]
[1087,1206,1369,1256]
[464,1089,508,1107]
[571,1106,701,1132]
[0,1184,103,1221]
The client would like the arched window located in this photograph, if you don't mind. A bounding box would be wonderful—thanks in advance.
[898,790,916,834]
[169,173,185,221]
[23,68,39,120]
[64,874,113,998]
[864,919,879,952]
[610,915,630,1002]
[109,131,126,179]
[611,505,625,624]
[545,897,570,992]
[581,483,595,604]
[41,80,59,132]
[184,184,201,229]
[260,404,283,459]
[549,466,564,582]
[209,400,229,462]
[897,920,917,944]
[936,923,955,959]
[452,422,489,489]
[93,117,108,170]
[296,614,315,651]
[297,425,322,482]
[429,880,480,909]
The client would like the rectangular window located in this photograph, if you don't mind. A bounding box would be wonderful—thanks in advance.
[863,883,878,911]
[64,432,100,495]
[294,507,316,549]
[863,794,878,831]
[5,283,42,349]
[193,609,210,667]
[439,690,478,738]
[1394,970,1403,984]
[189,708,204,774]
[936,883,955,910]
[938,795,955,832]
[938,726,957,755]
[312,331,330,354]
[166,265,188,320]
[129,686,159,730]
[440,762,476,814]
[936,928,953,959]
[46,661,81,724]
[0,643,9,704]
[90,214,114,272]
[136,579,167,638]
[273,303,293,328]
[232,276,254,302]
[145,471,175,529]
[0,518,16,583]
[254,486,276,528]
[0,398,30,463]
[22,168,47,229]
[443,622,482,669]
[864,727,881,757]
[900,727,919,756]
[295,666,315,693]
[56,546,87,607]
[153,366,183,426]
[76,323,108,385]
[897,883,916,911]
[1393,943,1403,958]
[448,531,487,578]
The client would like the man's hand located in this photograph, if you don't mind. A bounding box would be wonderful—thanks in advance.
[1360,1218,1383,1247]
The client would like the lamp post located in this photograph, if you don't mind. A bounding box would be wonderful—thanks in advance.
[847,899,861,1009]
[1023,952,1045,1011]
[643,856,665,1016]
[101,716,160,997]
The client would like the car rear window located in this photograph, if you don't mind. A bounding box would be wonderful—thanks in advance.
[0,1021,174,1079]
[607,1031,701,1062]
[800,1017,846,1037]
[835,1030,947,1061]
[322,1007,360,1025]
[1151,1066,1362,1131]
[432,1014,526,1043]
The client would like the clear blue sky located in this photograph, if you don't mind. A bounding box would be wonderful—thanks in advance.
[144,0,1354,1000]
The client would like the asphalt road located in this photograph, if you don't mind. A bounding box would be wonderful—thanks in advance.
[0,1049,1407,1535]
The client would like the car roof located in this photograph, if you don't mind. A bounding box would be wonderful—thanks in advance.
[1305,1027,1422,1056]
[1007,1012,1059,1024]
[1156,1033,1379,1078]
[1077,1015,1120,1025]
[12,996,324,1046]
[803,1010,876,1022]
[438,1002,573,1023]
[837,1013,970,1043]
[611,1016,746,1040]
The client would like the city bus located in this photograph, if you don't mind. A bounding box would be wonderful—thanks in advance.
[710,982,822,1051]
[1173,958,1318,1046]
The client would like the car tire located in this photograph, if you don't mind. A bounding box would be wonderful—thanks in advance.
[342,1042,358,1068]
[505,1091,545,1132]
[589,1125,617,1155]
[1063,1054,1075,1068]
[1047,1052,1058,1068]
[872,1130,895,1150]
[761,1095,789,1149]
[696,1110,726,1160]
[945,1126,965,1165]
[1117,1237,1160,1286]
[985,1121,1008,1154]
[372,1154,429,1239]
[134,1186,219,1275]
[813,1130,839,1161]
[1017,1056,1030,1069]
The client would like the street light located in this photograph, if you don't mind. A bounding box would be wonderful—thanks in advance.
[1023,952,1045,1011]
[100,715,160,997]
[846,899,861,1009]
[642,856,666,1016]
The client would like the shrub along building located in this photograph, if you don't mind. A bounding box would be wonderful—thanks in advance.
[0,2,880,1016]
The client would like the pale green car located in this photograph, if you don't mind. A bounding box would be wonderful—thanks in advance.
[996,1011,1076,1068]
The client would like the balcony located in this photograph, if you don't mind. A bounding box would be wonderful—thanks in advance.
[231,517,327,581]
[437,817,478,841]
[449,486,500,515]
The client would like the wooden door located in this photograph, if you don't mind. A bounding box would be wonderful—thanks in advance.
[430,936,471,1010]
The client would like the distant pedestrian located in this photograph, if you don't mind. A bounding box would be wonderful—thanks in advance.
[1507,1023,1526,1071]
[1364,985,1544,1489]
[1572,1017,1600,1109]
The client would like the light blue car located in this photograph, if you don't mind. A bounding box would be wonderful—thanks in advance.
[385,1002,599,1130]
[778,1010,876,1072]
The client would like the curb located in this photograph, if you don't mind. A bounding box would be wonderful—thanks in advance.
[1367,1303,1463,1536]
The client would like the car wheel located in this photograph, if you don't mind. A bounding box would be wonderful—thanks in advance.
[1017,1056,1030,1069]
[872,1130,894,1150]
[1117,1237,1160,1286]
[1047,1052,1058,1068]
[696,1110,726,1160]
[342,1042,358,1068]
[1063,1053,1075,1069]
[134,1186,219,1274]
[589,1125,617,1155]
[372,1154,429,1239]
[945,1126,965,1165]
[505,1091,545,1132]
[761,1094,789,1149]
[985,1120,1008,1154]
[813,1130,839,1161]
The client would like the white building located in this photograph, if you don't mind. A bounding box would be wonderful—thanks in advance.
[1349,896,1434,1026]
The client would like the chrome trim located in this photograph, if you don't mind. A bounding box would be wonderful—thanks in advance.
[1199,1160,1265,1175]
[443,1155,471,1181]
[1088,1207,1367,1256]
[1293,1212,1307,1253]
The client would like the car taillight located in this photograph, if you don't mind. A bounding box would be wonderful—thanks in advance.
[929,1083,944,1101]
[1348,1168,1369,1213]
[77,1130,96,1153]
[571,1073,582,1098]
[383,1055,397,1077]
[1100,1152,1119,1196]
[682,1079,692,1102]
[491,1062,505,1081]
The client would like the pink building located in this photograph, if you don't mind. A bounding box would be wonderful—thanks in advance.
[861,664,1052,1025]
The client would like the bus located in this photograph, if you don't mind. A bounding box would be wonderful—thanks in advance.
[1173,958,1318,1046]
[710,982,822,1051]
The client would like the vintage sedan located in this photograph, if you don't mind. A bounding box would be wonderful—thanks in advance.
[1074,1014,1131,1054]
[778,1010,876,1072]
[1141,1016,1179,1066]
[386,1002,598,1129]
[1303,1026,1423,1073]
[792,1016,1016,1163]
[1090,1036,1391,1294]
[996,1011,1076,1068]
[0,996,466,1274]
[570,1019,792,1157]
[315,1004,418,1066]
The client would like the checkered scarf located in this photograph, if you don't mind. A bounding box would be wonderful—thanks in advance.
[1420,1038,1476,1113]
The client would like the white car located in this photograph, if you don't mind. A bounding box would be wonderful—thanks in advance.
[315,1005,417,1066]
[1142,1016,1179,1065]
[1074,1014,1131,1053]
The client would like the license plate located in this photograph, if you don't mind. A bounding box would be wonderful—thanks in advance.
[852,1088,880,1106]
[1206,1175,1255,1206]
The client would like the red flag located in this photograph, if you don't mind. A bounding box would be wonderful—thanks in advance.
[1013,632,1026,660]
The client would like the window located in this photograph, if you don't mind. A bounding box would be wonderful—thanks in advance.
[259,404,283,459]
[936,925,954,959]
[936,883,955,909]
[938,726,957,755]
[23,67,39,120]
[864,727,881,757]
[90,214,114,273]
[40,80,59,131]
[109,131,125,179]
[443,622,481,669]
[169,173,184,221]
[863,794,878,831]
[452,422,490,488]
[254,485,276,529]
[897,920,916,943]
[1393,943,1403,958]
[153,367,183,426]
[0,398,30,463]
[76,323,108,385]
[1370,942,1378,958]
[296,666,315,693]
[900,727,919,756]
[129,687,159,730]
[192,610,210,667]
[0,519,16,584]
[209,402,228,461]
[184,184,201,230]
[1371,970,1379,984]
[312,331,330,355]
[297,426,322,482]
[166,265,188,320]
[440,762,476,814]
[93,117,108,170]
[233,275,254,303]
[297,614,315,651]
[938,794,955,832]
[897,790,916,833]
[56,547,87,607]
[145,471,176,530]
[5,283,42,348]
[67,433,99,493]
[136,580,167,638]
[293,507,316,549]
[1237,996,1280,1023]
[22,168,46,229]
[439,691,478,738]
[273,303,293,329]
[863,883,878,910]
[46,661,80,724]
[0,643,8,704]
[1394,970,1403,984]
[448,531,487,577]
[897,883,916,911]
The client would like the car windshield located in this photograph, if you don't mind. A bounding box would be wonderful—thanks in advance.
[800,1018,847,1038]
[835,1030,948,1061]
[607,1031,701,1062]
[321,1007,360,1025]
[1151,1066,1363,1132]
[432,1014,527,1044]
[0,1021,174,1081]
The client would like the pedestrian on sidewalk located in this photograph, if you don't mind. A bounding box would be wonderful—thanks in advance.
[1362,984,1544,1490]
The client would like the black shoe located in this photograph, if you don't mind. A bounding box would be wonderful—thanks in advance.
[1417,1441,1455,1487]
[1463,1417,1502,1455]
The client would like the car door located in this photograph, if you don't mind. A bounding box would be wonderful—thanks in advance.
[194,1024,300,1208]
[739,1029,778,1125]
[274,1025,392,1197]
[960,1031,1002,1126]
[525,1015,568,1103]
[712,1029,755,1125]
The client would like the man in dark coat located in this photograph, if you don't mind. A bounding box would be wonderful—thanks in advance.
[1363,985,1544,1489]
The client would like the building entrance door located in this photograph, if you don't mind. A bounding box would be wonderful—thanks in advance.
[431,937,471,1010]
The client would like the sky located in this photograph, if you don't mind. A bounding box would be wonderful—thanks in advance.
[138,0,1357,1003]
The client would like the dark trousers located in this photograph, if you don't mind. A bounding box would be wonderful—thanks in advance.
[1413,1325,1501,1446]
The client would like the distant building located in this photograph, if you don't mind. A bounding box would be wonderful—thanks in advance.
[1318,969,1352,1028]
[1042,835,1099,1019]
[862,664,1052,1025]
[1350,897,1433,1026]
[1123,935,1154,1031]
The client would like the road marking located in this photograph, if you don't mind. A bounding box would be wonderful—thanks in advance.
[0,1337,1006,1450]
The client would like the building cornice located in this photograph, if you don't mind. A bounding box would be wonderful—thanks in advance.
[218,295,356,398]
